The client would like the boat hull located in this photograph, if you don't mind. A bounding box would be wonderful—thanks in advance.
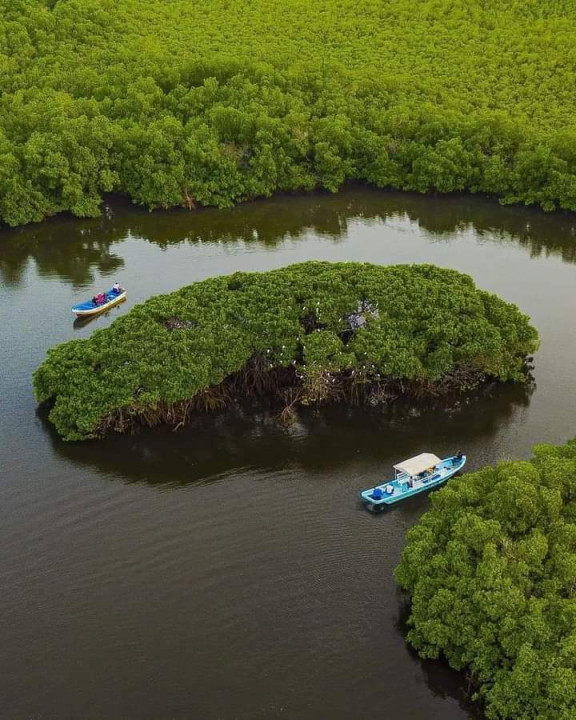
[360,455,466,509]
[72,290,126,317]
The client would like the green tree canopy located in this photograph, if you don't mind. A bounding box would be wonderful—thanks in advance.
[3,1,576,226]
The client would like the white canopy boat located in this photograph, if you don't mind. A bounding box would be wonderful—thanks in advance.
[359,452,466,509]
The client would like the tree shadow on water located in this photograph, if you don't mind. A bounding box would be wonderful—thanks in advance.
[394,596,486,719]
[4,187,576,288]
[39,381,533,490]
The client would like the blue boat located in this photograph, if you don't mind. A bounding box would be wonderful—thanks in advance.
[72,287,126,318]
[359,452,466,510]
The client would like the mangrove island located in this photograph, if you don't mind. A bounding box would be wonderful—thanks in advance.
[34,261,539,441]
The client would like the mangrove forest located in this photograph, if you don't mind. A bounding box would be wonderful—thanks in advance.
[34,261,539,441]
[3,0,576,227]
[395,438,576,720]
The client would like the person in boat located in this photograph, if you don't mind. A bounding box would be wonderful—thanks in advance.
[112,282,121,295]
[452,451,463,466]
[96,292,106,305]
[92,295,99,306]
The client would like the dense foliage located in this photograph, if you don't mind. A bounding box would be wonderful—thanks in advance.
[395,440,576,720]
[34,261,538,440]
[2,0,576,227]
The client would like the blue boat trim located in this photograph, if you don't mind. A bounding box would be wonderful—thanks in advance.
[359,453,466,507]
[72,287,126,317]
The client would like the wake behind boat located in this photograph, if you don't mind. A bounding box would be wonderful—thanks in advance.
[360,452,466,510]
[72,286,126,318]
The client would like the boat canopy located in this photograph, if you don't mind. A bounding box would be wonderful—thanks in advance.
[394,453,442,477]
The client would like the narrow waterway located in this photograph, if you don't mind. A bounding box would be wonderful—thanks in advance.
[1,188,576,720]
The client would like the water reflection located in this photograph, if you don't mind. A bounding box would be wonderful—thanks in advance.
[0,230,125,287]
[2,188,576,287]
[42,383,533,488]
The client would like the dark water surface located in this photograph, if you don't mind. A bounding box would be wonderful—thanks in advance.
[2,188,576,720]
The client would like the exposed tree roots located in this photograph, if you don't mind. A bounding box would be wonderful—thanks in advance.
[96,353,507,437]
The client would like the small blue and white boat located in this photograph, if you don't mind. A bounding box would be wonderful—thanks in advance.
[360,452,466,510]
[72,287,126,318]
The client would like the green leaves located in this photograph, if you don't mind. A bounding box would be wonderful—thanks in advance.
[396,440,576,719]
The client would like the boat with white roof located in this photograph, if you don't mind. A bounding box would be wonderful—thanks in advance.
[359,452,466,510]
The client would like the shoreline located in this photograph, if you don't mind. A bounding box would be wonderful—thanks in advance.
[3,182,576,237]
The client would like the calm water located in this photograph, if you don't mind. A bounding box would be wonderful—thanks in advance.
[2,188,576,720]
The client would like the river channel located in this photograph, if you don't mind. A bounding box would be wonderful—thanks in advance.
[2,188,576,719]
